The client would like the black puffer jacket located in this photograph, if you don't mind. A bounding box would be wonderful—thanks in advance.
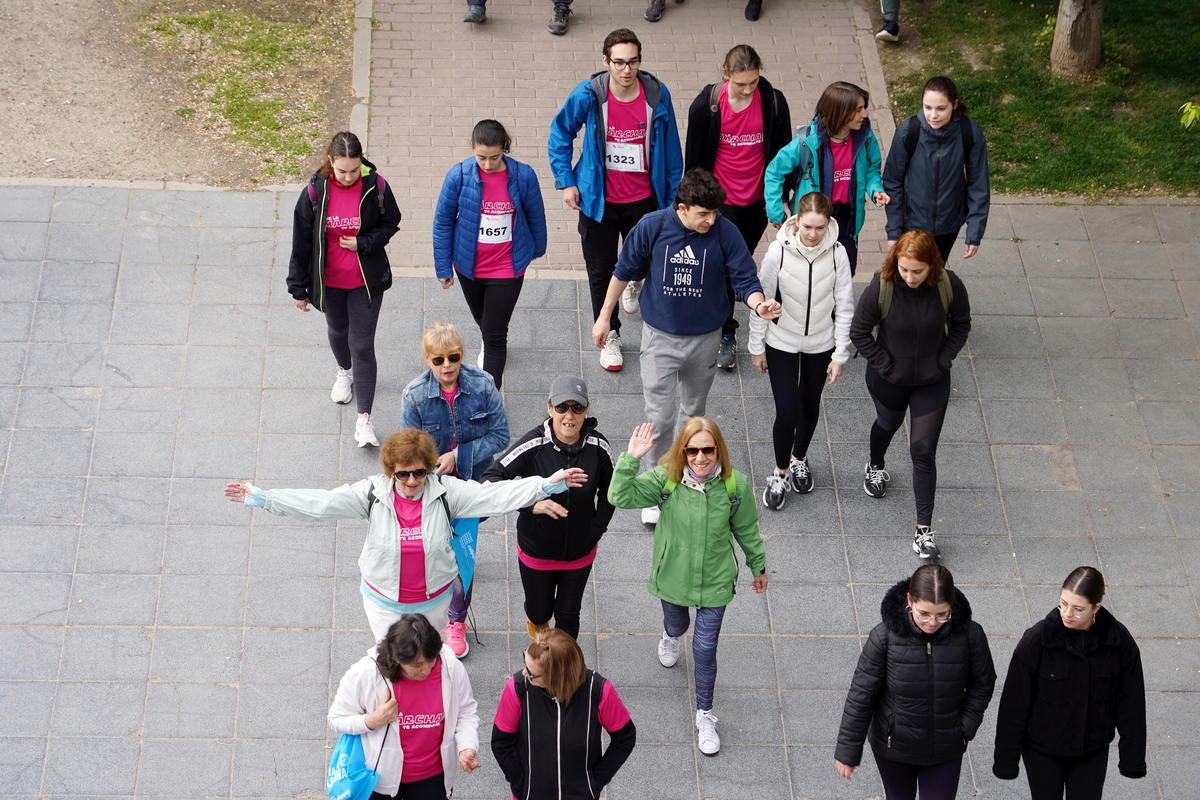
[481,417,615,562]
[849,270,971,387]
[287,158,402,312]
[993,606,1146,780]
[835,579,996,767]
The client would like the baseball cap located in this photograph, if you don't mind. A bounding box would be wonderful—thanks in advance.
[548,376,589,407]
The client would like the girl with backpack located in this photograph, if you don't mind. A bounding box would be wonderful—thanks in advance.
[287,131,402,449]
[883,75,990,264]
[763,81,888,275]
[433,119,547,389]
[749,192,854,512]
[608,416,767,756]
[849,230,970,560]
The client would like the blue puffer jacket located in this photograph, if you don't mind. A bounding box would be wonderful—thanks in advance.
[399,365,510,482]
[548,71,683,223]
[433,156,547,280]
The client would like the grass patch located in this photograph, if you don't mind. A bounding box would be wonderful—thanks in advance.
[881,0,1200,195]
[141,2,353,179]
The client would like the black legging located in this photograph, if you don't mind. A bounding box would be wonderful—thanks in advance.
[830,201,859,275]
[872,750,963,800]
[719,199,769,337]
[456,272,524,390]
[865,367,952,526]
[765,346,833,470]
[1022,744,1109,800]
[578,197,658,335]
[324,286,383,415]
[518,560,592,640]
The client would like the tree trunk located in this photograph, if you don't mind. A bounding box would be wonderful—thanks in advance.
[1050,0,1105,79]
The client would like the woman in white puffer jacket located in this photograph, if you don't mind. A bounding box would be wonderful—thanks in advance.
[749,191,854,511]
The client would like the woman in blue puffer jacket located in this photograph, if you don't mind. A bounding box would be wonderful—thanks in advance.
[433,120,547,389]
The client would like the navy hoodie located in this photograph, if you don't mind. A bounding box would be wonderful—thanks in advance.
[613,208,762,336]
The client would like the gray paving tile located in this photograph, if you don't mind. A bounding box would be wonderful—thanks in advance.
[197,226,275,266]
[974,358,1056,399]
[1049,357,1134,402]
[0,524,78,573]
[193,264,273,305]
[50,681,146,736]
[1117,318,1199,360]
[955,238,1024,276]
[109,302,191,344]
[76,524,164,574]
[1019,240,1098,277]
[0,475,87,523]
[241,628,330,684]
[0,573,70,625]
[697,744,792,798]
[244,575,333,628]
[1096,537,1188,586]
[1105,278,1187,319]
[168,477,256,526]
[1154,746,1200,800]
[127,189,205,226]
[1073,445,1160,492]
[769,583,856,634]
[788,743,885,799]
[96,387,181,431]
[0,186,55,222]
[1153,206,1200,244]
[90,431,175,477]
[42,736,139,795]
[1179,279,1200,318]
[13,385,101,429]
[0,626,63,681]
[235,682,330,739]
[959,584,1031,637]
[781,689,846,746]
[1096,241,1176,280]
[149,628,242,684]
[143,681,237,738]
[0,261,41,302]
[188,303,270,346]
[157,574,246,626]
[6,428,93,476]
[23,342,105,387]
[68,573,160,625]
[137,738,233,797]
[1013,537,1100,585]
[0,680,55,737]
[83,476,171,525]
[1082,205,1159,242]
[763,535,850,584]
[1030,277,1110,317]
[1138,639,1200,692]
[121,224,200,265]
[45,223,124,263]
[163,524,252,575]
[1155,447,1200,493]
[51,186,130,225]
[600,743,698,800]
[60,626,152,682]
[1061,400,1148,444]
[983,398,1066,445]
[0,221,47,261]
[115,262,195,304]
[0,341,26,384]
[1085,490,1174,538]
[0,301,33,342]
[255,433,342,482]
[1165,241,1200,280]
[1167,492,1200,537]
[1104,586,1200,637]
[203,191,279,228]
[103,343,186,388]
[1141,401,1200,445]
[1011,206,1089,241]
[992,446,1079,492]
[1040,316,1123,359]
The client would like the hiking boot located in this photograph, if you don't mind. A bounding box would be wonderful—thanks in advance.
[657,631,681,667]
[744,0,762,20]
[641,505,660,526]
[863,462,890,498]
[621,280,642,314]
[444,621,470,657]
[696,709,720,755]
[717,333,736,371]
[600,330,623,371]
[548,4,570,35]
[788,457,814,494]
[913,525,939,560]
[644,0,665,21]
[331,367,353,404]
[463,4,486,23]
[762,473,788,511]
[875,20,899,41]
[355,416,379,448]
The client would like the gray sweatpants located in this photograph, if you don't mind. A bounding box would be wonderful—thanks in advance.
[881,0,899,22]
[640,323,722,465]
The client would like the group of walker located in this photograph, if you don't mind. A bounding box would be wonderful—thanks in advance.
[236,27,1147,800]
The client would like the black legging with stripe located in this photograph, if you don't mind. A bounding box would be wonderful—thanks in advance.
[765,345,834,470]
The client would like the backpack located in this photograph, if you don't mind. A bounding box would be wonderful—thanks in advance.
[781,123,820,215]
[706,83,796,212]
[657,473,740,519]
[902,114,975,184]
[874,268,953,320]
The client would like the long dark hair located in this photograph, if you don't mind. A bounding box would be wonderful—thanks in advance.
[922,76,967,118]
[318,131,363,175]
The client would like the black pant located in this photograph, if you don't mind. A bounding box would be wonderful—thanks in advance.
[831,201,860,276]
[872,750,963,800]
[719,199,769,337]
[579,197,658,335]
[324,286,383,414]
[765,346,833,470]
[934,230,960,266]
[1022,744,1110,800]
[457,271,524,390]
[866,367,952,526]
[518,559,592,639]
[370,771,447,800]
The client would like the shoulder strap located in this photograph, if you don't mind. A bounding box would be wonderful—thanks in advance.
[374,174,387,214]
[903,115,921,157]
[875,269,893,320]
[365,485,378,519]
[937,273,953,316]
[708,82,722,114]
[658,478,677,506]
[724,474,739,510]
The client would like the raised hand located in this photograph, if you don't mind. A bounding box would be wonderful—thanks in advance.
[627,423,653,460]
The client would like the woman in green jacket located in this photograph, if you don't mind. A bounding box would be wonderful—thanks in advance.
[608,416,768,757]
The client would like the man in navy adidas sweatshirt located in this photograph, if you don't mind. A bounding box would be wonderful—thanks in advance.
[592,169,781,524]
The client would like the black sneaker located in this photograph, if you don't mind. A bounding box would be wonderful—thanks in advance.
[863,462,890,498]
[548,4,570,34]
[875,20,899,41]
[645,0,665,21]
[463,4,486,23]
[717,333,736,371]
[744,0,762,20]
[788,457,814,494]
[762,473,788,511]
[913,525,939,559]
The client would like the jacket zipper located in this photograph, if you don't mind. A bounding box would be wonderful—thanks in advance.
[316,182,329,311]
[926,640,935,758]
[803,251,814,335]
[556,701,563,800]
[931,134,941,233]
[356,183,376,300]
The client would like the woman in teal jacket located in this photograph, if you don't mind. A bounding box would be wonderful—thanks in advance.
[763,81,888,275]
[608,416,767,757]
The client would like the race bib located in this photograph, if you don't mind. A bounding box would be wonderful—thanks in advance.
[605,141,645,173]
[478,213,513,244]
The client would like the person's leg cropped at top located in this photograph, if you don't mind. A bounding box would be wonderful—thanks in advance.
[370,771,448,800]
[551,564,592,639]
[691,606,727,711]
[872,750,963,800]
[830,201,859,276]
[933,230,959,266]
[765,345,804,469]
[907,371,952,527]
[362,593,452,643]
[518,560,558,629]
[865,366,913,468]
[718,200,769,337]
[324,286,354,374]
[676,329,722,434]
[794,350,835,458]
[580,210,624,335]
[447,576,473,626]
[640,323,686,464]
[880,0,899,23]
[344,286,383,414]
[457,271,524,390]
[1022,743,1109,800]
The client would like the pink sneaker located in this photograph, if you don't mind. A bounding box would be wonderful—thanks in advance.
[444,621,469,658]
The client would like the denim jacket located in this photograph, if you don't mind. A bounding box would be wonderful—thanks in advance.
[400,365,510,481]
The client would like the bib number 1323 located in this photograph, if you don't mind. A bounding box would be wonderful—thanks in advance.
[605,141,645,173]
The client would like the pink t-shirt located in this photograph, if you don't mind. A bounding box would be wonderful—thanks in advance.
[473,168,516,280]
[493,675,631,734]
[394,490,431,604]
[516,542,597,572]
[392,658,445,783]
[829,138,853,204]
[440,386,458,456]
[712,85,765,207]
[324,178,365,289]
[604,86,652,204]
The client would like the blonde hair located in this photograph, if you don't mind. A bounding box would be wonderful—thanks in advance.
[380,429,439,476]
[657,416,732,483]
[421,322,464,359]
[525,628,587,704]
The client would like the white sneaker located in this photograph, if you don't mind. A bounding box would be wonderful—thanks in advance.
[621,280,643,314]
[600,330,623,371]
[641,505,660,525]
[355,416,379,448]
[476,346,485,369]
[331,368,353,404]
[695,709,720,756]
[657,631,681,667]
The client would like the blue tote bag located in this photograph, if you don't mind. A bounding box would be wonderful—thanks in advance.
[327,724,389,800]
[440,494,478,592]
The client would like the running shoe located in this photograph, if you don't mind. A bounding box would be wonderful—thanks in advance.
[331,367,353,404]
[863,462,890,498]
[658,631,681,667]
[696,709,720,755]
[762,473,788,511]
[913,525,939,560]
[600,330,623,371]
[788,456,814,494]
[444,621,470,657]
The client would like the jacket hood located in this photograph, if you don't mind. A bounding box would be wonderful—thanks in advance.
[880,578,974,638]
[1039,604,1121,649]
[917,112,963,140]
[589,69,665,112]
[540,416,599,455]
[776,214,841,258]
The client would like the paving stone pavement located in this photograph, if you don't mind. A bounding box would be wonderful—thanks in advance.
[0,184,1198,799]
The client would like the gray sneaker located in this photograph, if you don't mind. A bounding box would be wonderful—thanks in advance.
[788,456,814,494]
[644,0,665,21]
[463,4,486,23]
[548,4,570,34]
[913,525,939,559]
[717,333,736,370]
[762,473,788,511]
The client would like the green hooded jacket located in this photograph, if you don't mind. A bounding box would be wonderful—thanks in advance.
[608,452,767,608]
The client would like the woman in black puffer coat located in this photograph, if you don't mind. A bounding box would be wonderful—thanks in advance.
[835,564,996,799]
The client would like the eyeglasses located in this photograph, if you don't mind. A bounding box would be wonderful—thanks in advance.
[393,468,428,481]
[553,402,586,415]
[608,58,641,71]
[522,666,542,681]
[912,609,952,624]
[684,446,717,457]
[430,353,462,366]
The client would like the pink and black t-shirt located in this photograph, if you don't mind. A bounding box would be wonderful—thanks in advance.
[829,138,853,204]
[712,85,765,207]
[392,659,445,783]
[473,168,516,279]
[604,86,652,204]
[492,675,631,735]
[325,177,365,289]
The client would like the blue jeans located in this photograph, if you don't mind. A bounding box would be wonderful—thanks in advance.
[661,601,727,711]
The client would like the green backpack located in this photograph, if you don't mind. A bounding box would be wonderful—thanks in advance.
[875,268,953,321]
[658,474,741,519]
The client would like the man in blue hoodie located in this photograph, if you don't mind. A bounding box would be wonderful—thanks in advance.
[591,169,780,524]
[549,27,683,373]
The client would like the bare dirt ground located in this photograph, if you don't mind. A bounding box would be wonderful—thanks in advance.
[0,0,354,187]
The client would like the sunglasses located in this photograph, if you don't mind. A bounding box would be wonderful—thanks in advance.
[684,446,717,457]
[430,353,462,366]
[553,402,586,415]
[394,468,428,481]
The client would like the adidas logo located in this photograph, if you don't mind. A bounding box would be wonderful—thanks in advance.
[669,245,701,266]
